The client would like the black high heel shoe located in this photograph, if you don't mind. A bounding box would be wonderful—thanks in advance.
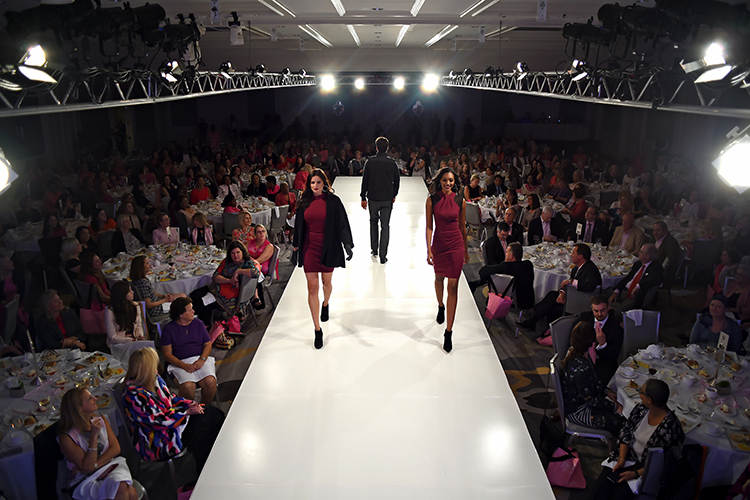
[443,330,453,353]
[314,329,323,349]
[321,304,329,322]
[436,305,445,324]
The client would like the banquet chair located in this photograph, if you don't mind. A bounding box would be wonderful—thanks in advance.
[96,202,117,219]
[664,246,687,306]
[58,264,80,306]
[465,202,493,242]
[2,296,19,345]
[129,286,170,341]
[549,315,577,357]
[222,212,241,244]
[213,273,260,332]
[113,381,187,497]
[683,239,722,287]
[175,211,190,242]
[599,191,619,210]
[636,447,665,500]
[619,310,660,363]
[259,245,281,311]
[98,230,115,260]
[486,273,522,337]
[563,285,601,316]
[73,280,97,309]
[37,236,63,290]
[724,276,735,296]
[549,354,616,452]
[268,205,289,245]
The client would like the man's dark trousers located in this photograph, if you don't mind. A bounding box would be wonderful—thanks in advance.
[369,200,392,259]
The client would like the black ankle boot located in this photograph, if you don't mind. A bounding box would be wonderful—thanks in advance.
[443,330,453,353]
[519,312,539,329]
[314,329,323,349]
[436,305,445,324]
[321,304,329,322]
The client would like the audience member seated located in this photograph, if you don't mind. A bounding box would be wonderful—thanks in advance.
[115,201,142,232]
[561,321,625,435]
[111,214,146,255]
[158,175,178,205]
[608,212,646,256]
[232,211,255,249]
[61,237,83,281]
[705,248,741,307]
[57,193,79,219]
[79,253,111,306]
[607,190,634,228]
[590,379,684,500]
[520,194,541,230]
[468,222,511,291]
[484,174,505,197]
[607,244,663,312]
[464,174,484,202]
[528,206,566,244]
[35,289,86,350]
[690,295,743,353]
[131,180,154,216]
[57,387,137,500]
[275,182,297,213]
[725,264,750,328]
[76,226,98,255]
[160,297,217,402]
[733,212,750,255]
[89,209,117,243]
[105,281,147,348]
[129,256,185,323]
[152,212,180,245]
[652,220,681,289]
[473,242,535,309]
[265,176,281,199]
[15,195,42,225]
[577,295,624,384]
[43,177,63,215]
[190,213,214,246]
[122,347,224,475]
[222,193,241,213]
[189,175,212,205]
[247,225,276,306]
[521,174,543,198]
[561,184,587,221]
[42,214,67,239]
[547,178,572,204]
[500,207,524,244]
[177,195,197,222]
[520,243,602,328]
[497,188,521,215]
[246,173,267,198]
[217,174,242,201]
[577,206,609,244]
[633,187,658,217]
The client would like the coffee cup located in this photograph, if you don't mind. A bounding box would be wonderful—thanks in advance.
[688,344,700,353]
[705,387,718,399]
[622,366,635,377]
[705,422,721,436]
[68,348,81,360]
[682,375,695,387]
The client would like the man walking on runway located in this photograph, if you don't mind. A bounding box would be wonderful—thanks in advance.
[361,136,400,264]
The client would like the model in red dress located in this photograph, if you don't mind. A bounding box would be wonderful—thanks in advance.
[426,168,469,353]
[303,194,333,274]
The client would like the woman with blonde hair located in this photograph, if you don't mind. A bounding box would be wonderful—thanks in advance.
[122,347,224,474]
[57,387,136,500]
[190,212,214,246]
[61,237,83,280]
[35,289,87,350]
[232,210,254,249]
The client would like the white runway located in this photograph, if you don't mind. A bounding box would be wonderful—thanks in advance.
[192,178,554,499]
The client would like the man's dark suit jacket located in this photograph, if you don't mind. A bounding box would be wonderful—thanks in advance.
[485,183,505,197]
[656,233,681,287]
[505,222,524,245]
[490,260,535,309]
[483,234,506,266]
[577,310,624,384]
[571,259,603,292]
[576,219,610,245]
[614,259,664,309]
[527,216,565,245]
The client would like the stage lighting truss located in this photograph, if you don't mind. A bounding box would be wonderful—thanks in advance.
[442,67,750,119]
[322,74,424,87]
[0,68,316,117]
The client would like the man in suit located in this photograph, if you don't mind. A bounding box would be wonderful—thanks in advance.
[527,206,566,244]
[652,220,680,288]
[519,243,602,328]
[577,295,624,384]
[484,174,505,197]
[468,222,510,291]
[503,207,524,245]
[608,212,646,255]
[360,136,400,264]
[608,243,663,312]
[577,206,609,245]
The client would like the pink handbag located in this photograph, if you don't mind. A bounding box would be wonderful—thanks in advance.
[226,315,241,334]
[484,278,515,319]
[546,447,587,489]
[208,320,225,343]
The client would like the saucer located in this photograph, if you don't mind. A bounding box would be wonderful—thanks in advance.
[705,425,722,437]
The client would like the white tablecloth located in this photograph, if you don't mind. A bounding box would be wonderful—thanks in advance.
[531,266,624,302]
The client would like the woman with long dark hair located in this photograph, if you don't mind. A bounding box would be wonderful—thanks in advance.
[105,281,146,348]
[293,169,353,349]
[426,167,468,353]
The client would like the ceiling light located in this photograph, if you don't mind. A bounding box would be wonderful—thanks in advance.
[346,25,361,46]
[393,76,405,90]
[299,24,333,47]
[395,25,409,46]
[712,126,750,194]
[270,0,296,17]
[471,0,499,16]
[424,25,458,47]
[410,0,425,17]
[354,77,365,89]
[321,74,336,91]
[460,0,485,17]
[422,73,439,92]
[330,0,346,16]
[258,0,285,17]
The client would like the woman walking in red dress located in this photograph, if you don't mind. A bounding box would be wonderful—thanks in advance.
[293,170,354,349]
[426,167,469,352]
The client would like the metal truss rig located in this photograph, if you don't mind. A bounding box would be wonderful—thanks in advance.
[0,71,317,118]
[441,70,750,119]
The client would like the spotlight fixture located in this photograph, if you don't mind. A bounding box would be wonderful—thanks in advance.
[281,67,291,76]
[422,73,439,92]
[569,60,591,81]
[0,149,19,197]
[483,66,495,77]
[354,77,365,89]
[255,64,266,73]
[321,74,336,91]
[14,44,57,84]
[219,61,234,78]
[298,68,307,77]
[462,68,474,77]
[681,42,732,83]
[393,76,405,90]
[712,125,750,194]
[515,62,529,79]
[448,70,456,79]
[160,60,180,82]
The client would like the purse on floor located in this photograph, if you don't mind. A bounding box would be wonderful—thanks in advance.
[546,447,586,489]
[484,278,515,319]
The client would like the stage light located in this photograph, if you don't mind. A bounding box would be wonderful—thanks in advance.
[20,45,47,67]
[393,76,405,90]
[0,149,20,197]
[255,64,266,74]
[448,70,456,79]
[694,65,733,83]
[422,73,439,92]
[298,68,307,77]
[483,66,495,77]
[16,44,57,83]
[462,68,474,77]
[219,61,234,78]
[354,78,365,89]
[321,74,336,91]
[569,60,591,81]
[17,66,57,83]
[159,60,180,82]
[681,42,726,73]
[515,62,529,79]
[712,126,750,193]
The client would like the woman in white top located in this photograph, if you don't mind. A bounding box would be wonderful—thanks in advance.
[217,174,242,201]
[105,281,153,364]
[57,387,137,500]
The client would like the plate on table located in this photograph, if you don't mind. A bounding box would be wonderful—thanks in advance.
[716,403,737,416]
[677,415,700,433]
[729,432,750,452]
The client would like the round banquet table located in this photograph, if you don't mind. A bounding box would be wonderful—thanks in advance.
[1,218,90,253]
[609,347,750,488]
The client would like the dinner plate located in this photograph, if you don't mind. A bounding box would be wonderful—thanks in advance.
[704,424,723,437]
[716,404,737,416]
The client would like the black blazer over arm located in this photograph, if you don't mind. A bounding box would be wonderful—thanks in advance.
[527,217,543,245]
[577,310,624,383]
[35,310,86,350]
[293,193,354,269]
[484,235,506,266]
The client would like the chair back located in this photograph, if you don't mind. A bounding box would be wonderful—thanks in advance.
[2,296,19,344]
[465,202,483,229]
[489,273,515,298]
[563,285,600,316]
[265,245,280,282]
[637,447,665,500]
[550,315,577,356]
[620,310,660,362]
[98,230,115,259]
[549,354,568,433]
[38,237,63,266]
[268,205,289,244]
[724,276,736,296]
[691,239,722,271]
[96,202,117,219]
[236,274,259,314]
[599,191,619,209]
[73,280,96,308]
[480,239,489,264]
[58,264,80,303]
[222,212,241,239]
[175,212,190,241]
